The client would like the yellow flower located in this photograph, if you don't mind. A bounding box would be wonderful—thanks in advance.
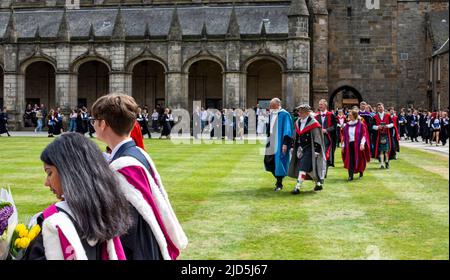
[15,224,27,234]
[17,237,31,249]
[18,228,29,238]
[14,238,20,248]
[28,225,41,241]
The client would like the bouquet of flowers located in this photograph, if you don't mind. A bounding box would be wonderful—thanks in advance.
[9,223,41,259]
[0,187,18,260]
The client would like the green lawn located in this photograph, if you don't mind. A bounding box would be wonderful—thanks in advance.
[0,137,448,260]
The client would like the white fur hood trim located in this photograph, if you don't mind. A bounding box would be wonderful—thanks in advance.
[42,212,87,260]
[41,211,119,260]
[110,154,188,252]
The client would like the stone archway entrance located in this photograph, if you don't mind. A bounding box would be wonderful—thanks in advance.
[188,60,223,112]
[77,61,109,108]
[132,60,166,111]
[329,86,363,110]
[25,61,56,110]
[246,59,282,109]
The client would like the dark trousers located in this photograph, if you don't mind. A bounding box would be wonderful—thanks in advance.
[273,174,284,187]
[348,141,355,179]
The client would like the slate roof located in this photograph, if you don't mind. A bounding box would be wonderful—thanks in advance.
[0,4,293,40]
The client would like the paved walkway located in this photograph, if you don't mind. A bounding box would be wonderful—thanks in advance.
[400,139,449,156]
[3,131,449,156]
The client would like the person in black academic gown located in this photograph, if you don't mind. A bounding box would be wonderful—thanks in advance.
[0,107,11,137]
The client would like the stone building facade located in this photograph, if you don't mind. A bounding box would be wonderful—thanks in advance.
[0,0,448,129]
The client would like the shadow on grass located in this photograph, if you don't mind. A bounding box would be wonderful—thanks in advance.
[216,187,319,200]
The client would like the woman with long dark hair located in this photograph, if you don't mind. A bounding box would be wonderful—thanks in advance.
[24,133,132,260]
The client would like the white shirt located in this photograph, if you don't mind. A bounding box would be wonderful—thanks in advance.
[347,120,366,145]
[201,111,208,121]
[373,112,394,130]
[107,138,133,163]
[299,117,308,131]
[320,110,328,125]
[269,110,279,134]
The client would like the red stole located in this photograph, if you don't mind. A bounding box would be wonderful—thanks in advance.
[373,113,392,158]
[391,115,400,141]
[294,118,321,136]
[315,111,333,160]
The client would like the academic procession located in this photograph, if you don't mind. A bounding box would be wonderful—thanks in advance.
[0,0,448,264]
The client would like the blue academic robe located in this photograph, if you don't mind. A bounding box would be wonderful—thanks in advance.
[265,109,293,177]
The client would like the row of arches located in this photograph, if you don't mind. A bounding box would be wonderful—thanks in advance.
[0,58,285,111]
[0,62,365,112]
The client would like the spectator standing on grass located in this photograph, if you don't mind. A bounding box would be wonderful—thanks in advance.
[440,111,449,146]
[35,109,43,133]
[160,108,172,139]
[151,109,159,132]
[0,107,11,137]
[69,109,78,132]
[431,111,441,146]
[47,109,56,138]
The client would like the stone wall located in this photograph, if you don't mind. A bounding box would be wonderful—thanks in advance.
[436,52,449,110]
[327,0,399,109]
[397,0,449,110]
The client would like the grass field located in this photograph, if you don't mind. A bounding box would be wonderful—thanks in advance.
[0,137,448,260]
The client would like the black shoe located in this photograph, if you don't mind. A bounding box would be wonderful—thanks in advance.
[380,165,385,169]
[359,172,363,179]
[291,188,300,195]
[314,185,323,191]
[347,177,354,181]
[274,185,283,192]
[386,162,390,169]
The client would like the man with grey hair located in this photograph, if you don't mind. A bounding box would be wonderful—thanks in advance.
[264,98,294,191]
[315,99,337,175]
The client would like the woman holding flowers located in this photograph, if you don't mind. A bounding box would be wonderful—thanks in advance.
[23,133,132,260]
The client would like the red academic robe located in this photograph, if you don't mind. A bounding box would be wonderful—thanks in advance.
[372,113,393,159]
[342,121,371,173]
[130,121,145,150]
[315,111,336,165]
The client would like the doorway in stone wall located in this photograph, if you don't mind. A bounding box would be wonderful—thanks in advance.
[329,86,363,110]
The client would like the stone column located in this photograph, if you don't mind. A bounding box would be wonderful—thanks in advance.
[224,72,241,109]
[285,39,310,111]
[109,43,129,94]
[3,44,22,129]
[166,42,185,109]
[224,40,241,109]
[311,8,329,107]
[55,43,75,111]
[286,0,311,111]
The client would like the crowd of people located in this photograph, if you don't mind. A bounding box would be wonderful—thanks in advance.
[263,98,449,195]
